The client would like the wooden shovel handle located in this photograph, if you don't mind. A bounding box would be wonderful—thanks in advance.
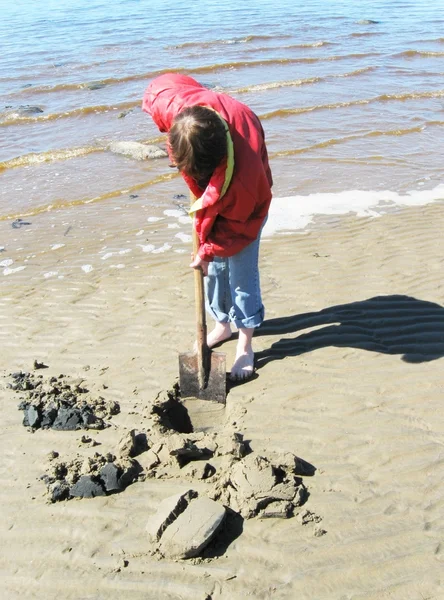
[191,195,209,388]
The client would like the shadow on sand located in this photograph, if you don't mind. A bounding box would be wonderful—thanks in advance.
[254,294,444,369]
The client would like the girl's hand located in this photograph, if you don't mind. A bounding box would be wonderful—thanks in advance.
[190,253,209,276]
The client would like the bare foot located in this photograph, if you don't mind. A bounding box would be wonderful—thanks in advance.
[230,349,254,381]
[206,322,232,348]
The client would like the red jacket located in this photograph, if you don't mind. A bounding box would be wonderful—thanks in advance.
[142,73,273,261]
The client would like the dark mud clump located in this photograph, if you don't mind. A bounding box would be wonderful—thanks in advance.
[8,370,120,431]
[42,451,141,503]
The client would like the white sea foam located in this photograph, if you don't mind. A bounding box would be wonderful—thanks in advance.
[148,216,164,222]
[51,244,65,251]
[0,259,13,267]
[175,232,192,243]
[81,264,93,273]
[101,249,131,260]
[263,184,444,237]
[163,209,183,218]
[152,243,172,254]
[139,244,155,253]
[3,266,26,275]
[44,271,59,278]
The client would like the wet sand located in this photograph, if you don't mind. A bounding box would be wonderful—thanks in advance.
[1,201,444,599]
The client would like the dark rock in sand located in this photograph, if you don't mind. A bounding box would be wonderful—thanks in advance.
[100,463,122,492]
[85,82,106,90]
[41,404,58,428]
[33,360,48,370]
[70,475,106,498]
[12,219,32,229]
[12,371,34,390]
[2,105,44,117]
[23,405,40,428]
[118,109,133,118]
[52,407,83,430]
[49,480,70,503]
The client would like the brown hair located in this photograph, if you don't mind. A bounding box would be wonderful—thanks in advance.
[169,105,228,188]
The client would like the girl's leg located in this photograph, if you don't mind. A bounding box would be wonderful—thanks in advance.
[227,232,264,379]
[205,256,233,347]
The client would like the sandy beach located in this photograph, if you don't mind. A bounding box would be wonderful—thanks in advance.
[1,198,444,600]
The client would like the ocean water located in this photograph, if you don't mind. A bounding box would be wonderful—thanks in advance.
[1,0,443,279]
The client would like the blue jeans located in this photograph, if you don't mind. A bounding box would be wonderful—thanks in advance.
[204,221,265,329]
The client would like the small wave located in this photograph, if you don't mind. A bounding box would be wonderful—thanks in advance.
[223,40,336,57]
[247,40,335,51]
[0,100,140,127]
[0,172,178,222]
[270,124,439,158]
[234,77,321,93]
[393,50,444,58]
[349,31,384,38]
[333,66,377,77]
[289,40,334,48]
[261,90,444,119]
[168,34,292,49]
[0,146,102,171]
[16,69,175,95]
[377,90,444,101]
[233,67,376,94]
[365,125,427,137]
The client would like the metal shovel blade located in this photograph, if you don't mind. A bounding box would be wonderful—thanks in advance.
[179,350,226,404]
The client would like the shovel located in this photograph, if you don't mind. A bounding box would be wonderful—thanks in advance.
[178,197,226,404]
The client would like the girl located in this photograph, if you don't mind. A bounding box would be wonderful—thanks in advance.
[142,73,273,380]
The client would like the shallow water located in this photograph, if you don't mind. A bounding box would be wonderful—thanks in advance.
[1,0,443,281]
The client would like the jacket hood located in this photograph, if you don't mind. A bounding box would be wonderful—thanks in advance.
[142,73,205,132]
